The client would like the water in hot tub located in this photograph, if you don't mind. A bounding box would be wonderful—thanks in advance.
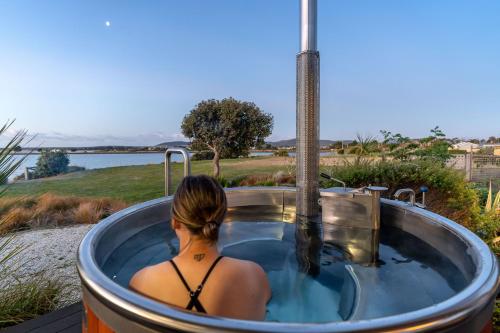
[101,221,468,323]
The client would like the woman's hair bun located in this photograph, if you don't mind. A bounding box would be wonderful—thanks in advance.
[202,221,219,242]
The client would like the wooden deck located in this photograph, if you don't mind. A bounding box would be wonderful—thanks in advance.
[1,302,82,333]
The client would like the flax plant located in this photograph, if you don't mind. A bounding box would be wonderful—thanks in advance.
[0,120,64,328]
[0,120,28,280]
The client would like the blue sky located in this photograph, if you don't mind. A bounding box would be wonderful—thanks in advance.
[1,0,499,146]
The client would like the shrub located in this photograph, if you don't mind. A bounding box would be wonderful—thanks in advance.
[33,150,70,178]
[191,151,215,161]
[216,176,231,188]
[348,147,358,154]
[322,160,481,229]
[273,149,289,157]
[475,212,500,255]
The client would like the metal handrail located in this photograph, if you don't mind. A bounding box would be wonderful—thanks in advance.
[164,147,191,196]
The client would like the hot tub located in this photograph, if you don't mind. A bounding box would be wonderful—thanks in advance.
[77,187,499,332]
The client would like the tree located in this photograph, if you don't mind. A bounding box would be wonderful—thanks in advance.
[487,136,498,144]
[415,126,451,164]
[380,126,451,163]
[181,98,273,177]
[380,130,413,161]
[33,150,70,178]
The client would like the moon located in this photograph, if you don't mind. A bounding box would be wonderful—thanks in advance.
[105,21,111,27]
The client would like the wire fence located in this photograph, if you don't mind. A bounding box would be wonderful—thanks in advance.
[448,154,500,182]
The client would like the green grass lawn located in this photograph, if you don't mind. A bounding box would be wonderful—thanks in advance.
[1,157,286,203]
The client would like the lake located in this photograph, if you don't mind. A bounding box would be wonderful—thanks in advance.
[11,153,187,180]
[10,151,333,180]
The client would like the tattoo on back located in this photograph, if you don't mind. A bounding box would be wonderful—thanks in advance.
[194,253,205,262]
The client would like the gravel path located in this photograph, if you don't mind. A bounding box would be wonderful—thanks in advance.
[1,225,94,307]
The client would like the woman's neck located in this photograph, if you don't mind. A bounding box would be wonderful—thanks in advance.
[177,237,219,262]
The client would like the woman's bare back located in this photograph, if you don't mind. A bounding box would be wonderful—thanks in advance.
[130,254,271,320]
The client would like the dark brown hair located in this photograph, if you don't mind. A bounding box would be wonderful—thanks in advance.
[171,175,227,244]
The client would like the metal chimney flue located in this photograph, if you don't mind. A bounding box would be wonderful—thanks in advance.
[300,0,317,52]
[296,0,320,217]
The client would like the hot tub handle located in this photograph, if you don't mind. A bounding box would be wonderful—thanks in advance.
[320,172,346,191]
[394,188,416,206]
[165,147,191,196]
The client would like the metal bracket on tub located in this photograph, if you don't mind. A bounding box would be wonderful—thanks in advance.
[165,147,191,196]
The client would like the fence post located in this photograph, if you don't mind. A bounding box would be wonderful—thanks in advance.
[465,153,472,181]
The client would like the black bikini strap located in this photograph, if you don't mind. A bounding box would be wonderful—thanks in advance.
[200,256,224,287]
[186,288,206,313]
[169,256,224,313]
[169,259,191,292]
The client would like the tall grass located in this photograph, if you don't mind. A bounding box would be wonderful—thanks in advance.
[0,194,127,234]
[0,273,66,328]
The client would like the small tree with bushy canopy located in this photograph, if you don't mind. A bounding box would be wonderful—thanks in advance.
[34,150,70,178]
[181,98,273,177]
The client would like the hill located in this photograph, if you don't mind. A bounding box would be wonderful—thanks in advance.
[155,139,354,149]
[155,141,190,148]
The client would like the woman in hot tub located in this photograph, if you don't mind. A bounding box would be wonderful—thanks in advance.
[130,175,271,320]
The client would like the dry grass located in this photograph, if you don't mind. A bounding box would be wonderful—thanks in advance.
[1,208,33,233]
[0,194,127,235]
[35,194,80,215]
[238,171,295,187]
[73,199,127,225]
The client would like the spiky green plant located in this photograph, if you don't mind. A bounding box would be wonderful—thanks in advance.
[0,272,65,328]
[0,120,64,328]
[0,120,29,279]
[348,134,377,165]
[0,121,28,191]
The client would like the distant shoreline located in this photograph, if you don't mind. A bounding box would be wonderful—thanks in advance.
[11,149,331,156]
[11,151,167,155]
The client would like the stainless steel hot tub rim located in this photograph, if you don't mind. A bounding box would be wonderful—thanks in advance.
[77,187,499,333]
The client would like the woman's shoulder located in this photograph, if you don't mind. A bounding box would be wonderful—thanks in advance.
[218,257,271,300]
[129,261,171,290]
[220,257,267,280]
